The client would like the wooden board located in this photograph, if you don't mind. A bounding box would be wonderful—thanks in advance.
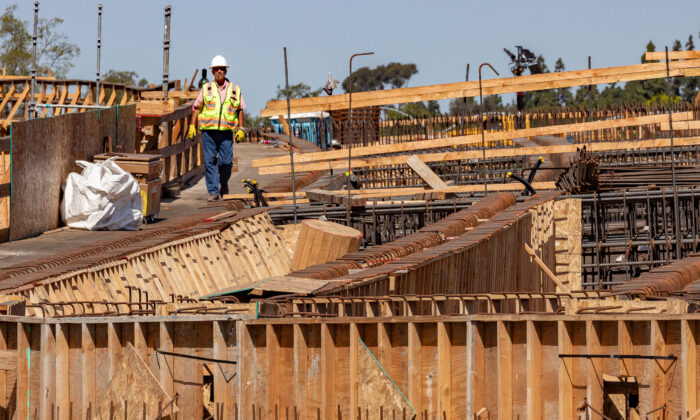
[405,155,448,189]
[253,112,692,168]
[97,343,179,419]
[260,59,700,116]
[258,135,700,175]
[9,105,136,240]
[646,50,700,61]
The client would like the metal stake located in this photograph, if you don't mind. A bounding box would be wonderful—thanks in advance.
[96,4,102,105]
[347,51,374,226]
[284,47,297,223]
[30,1,39,119]
[478,62,499,193]
[665,46,682,259]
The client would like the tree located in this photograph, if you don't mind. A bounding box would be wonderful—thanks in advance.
[103,70,140,85]
[341,62,417,92]
[274,82,321,100]
[0,5,79,77]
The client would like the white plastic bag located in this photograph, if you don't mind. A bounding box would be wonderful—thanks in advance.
[60,157,143,230]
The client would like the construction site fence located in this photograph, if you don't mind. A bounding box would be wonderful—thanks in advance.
[0,314,698,419]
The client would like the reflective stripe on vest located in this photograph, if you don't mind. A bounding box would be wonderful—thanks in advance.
[198,81,241,131]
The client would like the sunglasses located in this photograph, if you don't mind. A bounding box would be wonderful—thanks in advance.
[212,67,227,73]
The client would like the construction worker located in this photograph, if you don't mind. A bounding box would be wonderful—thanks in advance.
[188,55,246,201]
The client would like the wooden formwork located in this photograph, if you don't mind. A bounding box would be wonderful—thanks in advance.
[0,212,291,317]
[0,313,697,419]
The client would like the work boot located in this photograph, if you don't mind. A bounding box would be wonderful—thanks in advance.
[220,183,229,196]
[206,194,221,202]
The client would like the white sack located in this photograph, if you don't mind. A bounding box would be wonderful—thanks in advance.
[60,157,143,230]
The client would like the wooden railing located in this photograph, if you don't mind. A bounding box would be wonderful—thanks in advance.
[0,77,144,135]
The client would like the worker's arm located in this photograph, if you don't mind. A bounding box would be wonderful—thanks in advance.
[190,109,199,128]
[188,90,204,139]
[238,109,244,128]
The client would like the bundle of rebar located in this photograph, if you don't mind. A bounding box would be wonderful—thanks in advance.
[612,255,700,297]
[287,193,516,280]
[555,147,599,193]
[598,165,700,188]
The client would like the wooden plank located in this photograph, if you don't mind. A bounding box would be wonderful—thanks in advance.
[260,59,700,116]
[646,50,700,60]
[55,324,69,420]
[660,119,700,131]
[526,321,542,419]
[408,322,421,414]
[437,322,451,419]
[683,320,698,415]
[406,155,449,189]
[524,243,568,291]
[586,321,603,418]
[258,135,700,174]
[38,324,55,420]
[253,112,692,167]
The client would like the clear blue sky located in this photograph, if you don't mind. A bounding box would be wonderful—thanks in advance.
[7,0,700,115]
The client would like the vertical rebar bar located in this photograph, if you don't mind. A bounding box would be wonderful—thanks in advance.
[284,47,297,223]
[347,51,374,225]
[30,1,39,119]
[478,62,499,193]
[665,46,682,259]
[162,5,171,101]
[96,4,102,105]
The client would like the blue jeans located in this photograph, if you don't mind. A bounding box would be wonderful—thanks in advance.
[201,130,233,196]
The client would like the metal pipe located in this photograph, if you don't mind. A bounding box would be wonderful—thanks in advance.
[665,46,682,260]
[283,47,297,223]
[30,1,39,119]
[42,104,110,110]
[347,51,374,226]
[96,4,102,105]
[478,62,499,193]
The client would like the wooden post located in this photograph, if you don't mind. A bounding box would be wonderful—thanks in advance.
[292,324,308,418]
[558,321,573,419]
[408,322,421,414]
[467,321,484,418]
[437,322,451,419]
[321,323,335,419]
[39,324,55,420]
[526,321,542,419]
[497,321,512,420]
[586,320,603,418]
[683,320,698,415]
[266,324,279,419]
[16,323,30,420]
[158,322,174,397]
[81,324,96,419]
[55,324,69,420]
[650,320,666,411]
[349,323,359,416]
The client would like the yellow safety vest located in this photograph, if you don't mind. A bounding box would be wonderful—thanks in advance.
[198,81,241,131]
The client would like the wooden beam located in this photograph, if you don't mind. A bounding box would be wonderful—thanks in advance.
[646,50,700,61]
[260,59,700,116]
[558,321,573,419]
[524,243,568,292]
[526,321,542,419]
[258,135,700,174]
[406,155,449,189]
[497,321,513,419]
[253,112,692,168]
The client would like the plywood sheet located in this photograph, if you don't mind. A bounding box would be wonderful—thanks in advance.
[9,105,136,240]
[97,342,178,419]
[357,338,415,416]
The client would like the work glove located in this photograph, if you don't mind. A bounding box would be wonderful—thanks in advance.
[235,128,245,143]
[187,125,197,139]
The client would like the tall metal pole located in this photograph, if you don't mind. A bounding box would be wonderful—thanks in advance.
[96,4,102,105]
[30,1,39,119]
[284,47,297,223]
[478,63,499,193]
[162,5,171,101]
[587,56,592,123]
[346,51,374,226]
[665,46,682,259]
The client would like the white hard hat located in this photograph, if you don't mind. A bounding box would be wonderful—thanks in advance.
[210,55,229,68]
